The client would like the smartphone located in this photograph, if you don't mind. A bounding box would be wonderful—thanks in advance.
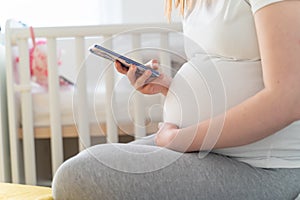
[89,44,160,79]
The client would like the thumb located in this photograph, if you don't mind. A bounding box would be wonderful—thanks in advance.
[145,59,159,70]
[158,122,164,129]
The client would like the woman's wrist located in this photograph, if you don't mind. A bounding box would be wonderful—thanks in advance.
[155,122,179,149]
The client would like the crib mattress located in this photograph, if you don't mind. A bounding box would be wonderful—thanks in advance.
[18,83,163,128]
[30,85,132,127]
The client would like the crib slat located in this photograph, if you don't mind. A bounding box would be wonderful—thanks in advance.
[0,82,10,182]
[47,38,64,176]
[18,39,37,185]
[0,27,15,182]
[159,32,172,106]
[131,34,146,139]
[160,33,172,77]
[75,37,91,150]
[5,21,24,183]
[5,21,24,184]
[103,37,118,143]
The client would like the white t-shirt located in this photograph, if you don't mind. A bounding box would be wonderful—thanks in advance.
[163,0,300,168]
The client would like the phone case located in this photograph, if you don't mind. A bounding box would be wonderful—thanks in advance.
[89,44,160,78]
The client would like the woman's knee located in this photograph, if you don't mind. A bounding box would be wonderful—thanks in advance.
[52,153,85,199]
[51,143,151,199]
[52,147,109,200]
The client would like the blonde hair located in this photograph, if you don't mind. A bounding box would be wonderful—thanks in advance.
[164,0,194,21]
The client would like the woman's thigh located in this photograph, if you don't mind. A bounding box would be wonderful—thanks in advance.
[52,143,300,200]
[129,134,157,146]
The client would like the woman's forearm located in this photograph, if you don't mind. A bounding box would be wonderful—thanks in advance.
[167,88,298,152]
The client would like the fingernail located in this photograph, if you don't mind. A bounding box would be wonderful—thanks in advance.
[158,122,163,129]
[146,70,152,76]
[131,66,136,72]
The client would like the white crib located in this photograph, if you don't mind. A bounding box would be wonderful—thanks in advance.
[5,20,183,185]
[0,41,11,183]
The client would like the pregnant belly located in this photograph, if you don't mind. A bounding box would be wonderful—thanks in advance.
[163,55,264,128]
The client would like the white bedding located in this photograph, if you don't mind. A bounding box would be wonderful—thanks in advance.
[21,83,163,127]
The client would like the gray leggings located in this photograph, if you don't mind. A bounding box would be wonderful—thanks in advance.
[52,135,300,200]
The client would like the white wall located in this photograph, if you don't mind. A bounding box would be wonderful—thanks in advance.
[102,0,181,24]
[98,0,123,24]
[0,0,102,27]
[121,0,170,23]
[99,0,166,24]
[0,0,181,28]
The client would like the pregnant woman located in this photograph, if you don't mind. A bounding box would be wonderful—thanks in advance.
[53,0,300,199]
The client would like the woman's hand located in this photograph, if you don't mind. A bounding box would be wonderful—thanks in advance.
[155,122,179,149]
[115,59,172,96]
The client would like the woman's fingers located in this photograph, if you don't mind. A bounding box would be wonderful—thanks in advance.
[116,61,168,95]
[145,59,159,70]
[157,122,178,132]
[114,61,128,74]
[151,59,159,70]
[126,64,152,89]
[116,59,159,77]
[134,70,152,89]
[127,64,137,85]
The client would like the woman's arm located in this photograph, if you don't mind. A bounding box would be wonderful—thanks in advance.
[156,1,300,152]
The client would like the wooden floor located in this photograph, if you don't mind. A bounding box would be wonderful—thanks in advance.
[0,182,52,200]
